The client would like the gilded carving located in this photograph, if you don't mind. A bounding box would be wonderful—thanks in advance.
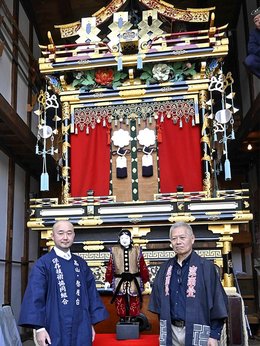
[169,215,195,223]
[78,218,103,226]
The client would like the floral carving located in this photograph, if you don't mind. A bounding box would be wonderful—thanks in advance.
[152,64,171,82]
[71,69,127,90]
[95,68,114,85]
[140,62,196,84]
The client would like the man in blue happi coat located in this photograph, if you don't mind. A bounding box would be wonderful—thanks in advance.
[244,7,260,78]
[19,220,108,346]
[149,222,228,346]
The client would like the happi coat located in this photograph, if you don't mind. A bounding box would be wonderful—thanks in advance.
[245,28,260,78]
[149,251,228,346]
[19,249,108,346]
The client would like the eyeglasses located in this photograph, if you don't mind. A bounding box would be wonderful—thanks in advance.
[251,7,260,16]
[177,268,182,285]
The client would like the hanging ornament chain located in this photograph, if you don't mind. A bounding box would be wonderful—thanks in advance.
[34,83,60,191]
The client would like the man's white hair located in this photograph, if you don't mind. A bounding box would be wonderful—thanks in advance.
[169,222,194,238]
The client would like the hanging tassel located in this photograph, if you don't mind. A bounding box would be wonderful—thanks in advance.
[224,158,231,181]
[137,54,143,69]
[117,55,123,71]
[179,119,183,128]
[231,129,235,140]
[40,172,49,191]
[75,126,78,135]
[149,116,152,124]
[35,144,39,154]
[86,126,89,134]
[106,124,111,145]
[157,125,162,143]
[103,118,106,127]
[214,131,218,142]
[137,117,141,125]
[192,116,195,126]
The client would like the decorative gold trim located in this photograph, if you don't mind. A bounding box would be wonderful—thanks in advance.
[139,0,214,22]
[201,135,210,147]
[222,239,232,254]
[201,154,211,162]
[214,258,223,268]
[83,240,104,245]
[203,172,211,197]
[83,245,105,251]
[223,273,234,287]
[85,261,104,267]
[128,214,143,218]
[209,224,239,235]
[78,218,103,226]
[54,21,81,29]
[119,89,146,97]
[233,213,253,221]
[54,21,81,39]
[244,201,249,208]
[94,0,128,25]
[41,230,53,239]
[133,239,149,245]
[27,220,45,228]
[168,215,196,223]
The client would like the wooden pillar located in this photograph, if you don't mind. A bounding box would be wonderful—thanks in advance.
[20,11,35,297]
[4,0,19,303]
[4,158,15,304]
[11,0,19,110]
[21,174,30,296]
[61,101,71,203]
[199,89,212,197]
[209,224,239,289]
[221,235,234,287]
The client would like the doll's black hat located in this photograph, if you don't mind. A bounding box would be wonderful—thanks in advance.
[118,229,132,238]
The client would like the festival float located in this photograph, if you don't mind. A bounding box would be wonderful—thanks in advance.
[27,0,253,341]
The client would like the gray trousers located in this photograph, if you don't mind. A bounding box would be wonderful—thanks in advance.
[171,325,186,346]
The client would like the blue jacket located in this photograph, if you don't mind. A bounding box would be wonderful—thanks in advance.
[149,251,228,346]
[248,28,260,57]
[19,250,108,346]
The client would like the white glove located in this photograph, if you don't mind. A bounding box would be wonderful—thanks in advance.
[143,282,151,294]
[104,281,111,290]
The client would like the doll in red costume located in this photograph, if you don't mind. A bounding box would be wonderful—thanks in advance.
[105,229,150,321]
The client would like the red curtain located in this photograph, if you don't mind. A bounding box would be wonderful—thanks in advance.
[70,125,110,196]
[158,118,203,193]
